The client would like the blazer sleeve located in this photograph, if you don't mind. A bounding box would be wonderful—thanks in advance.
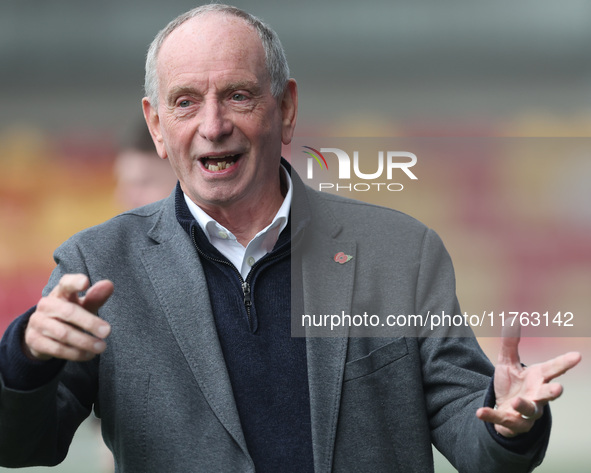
[415,229,550,473]
[0,239,99,468]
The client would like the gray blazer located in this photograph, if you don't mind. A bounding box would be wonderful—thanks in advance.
[0,184,548,472]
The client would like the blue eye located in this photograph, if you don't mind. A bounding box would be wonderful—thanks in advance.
[179,100,191,108]
[232,94,246,101]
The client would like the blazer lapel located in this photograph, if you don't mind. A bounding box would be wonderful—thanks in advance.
[301,225,355,473]
[140,198,249,458]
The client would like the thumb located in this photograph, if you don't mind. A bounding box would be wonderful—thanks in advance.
[81,280,114,313]
[498,314,521,365]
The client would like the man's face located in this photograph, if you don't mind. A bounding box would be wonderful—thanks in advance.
[142,14,297,214]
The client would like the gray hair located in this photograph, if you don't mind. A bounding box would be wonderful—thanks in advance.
[144,4,290,105]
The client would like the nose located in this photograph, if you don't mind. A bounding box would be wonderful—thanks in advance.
[198,99,233,142]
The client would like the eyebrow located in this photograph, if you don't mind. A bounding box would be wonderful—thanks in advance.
[225,80,261,94]
[166,86,199,105]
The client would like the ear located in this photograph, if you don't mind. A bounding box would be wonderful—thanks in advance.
[142,97,168,160]
[280,79,298,145]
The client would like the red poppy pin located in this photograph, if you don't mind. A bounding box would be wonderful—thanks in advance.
[334,252,353,264]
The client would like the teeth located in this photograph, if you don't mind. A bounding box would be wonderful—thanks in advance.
[204,156,237,172]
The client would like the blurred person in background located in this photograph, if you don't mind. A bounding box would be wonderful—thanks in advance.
[0,4,581,473]
[114,123,177,209]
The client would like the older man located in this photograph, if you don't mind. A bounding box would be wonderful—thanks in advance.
[0,4,580,472]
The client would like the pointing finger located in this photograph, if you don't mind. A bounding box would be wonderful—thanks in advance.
[50,274,90,302]
[81,280,114,314]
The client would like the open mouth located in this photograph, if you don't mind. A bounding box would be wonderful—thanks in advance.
[200,154,241,172]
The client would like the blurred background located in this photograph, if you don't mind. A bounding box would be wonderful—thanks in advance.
[1,0,590,471]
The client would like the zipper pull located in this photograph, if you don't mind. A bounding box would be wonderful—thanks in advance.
[242,281,252,308]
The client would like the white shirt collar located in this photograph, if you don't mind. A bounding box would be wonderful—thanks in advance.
[183,165,292,278]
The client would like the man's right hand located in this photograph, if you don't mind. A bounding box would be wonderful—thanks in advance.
[24,274,114,362]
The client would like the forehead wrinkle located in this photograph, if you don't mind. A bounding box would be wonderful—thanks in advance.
[157,13,269,99]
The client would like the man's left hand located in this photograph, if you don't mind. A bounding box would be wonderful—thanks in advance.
[476,320,581,437]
